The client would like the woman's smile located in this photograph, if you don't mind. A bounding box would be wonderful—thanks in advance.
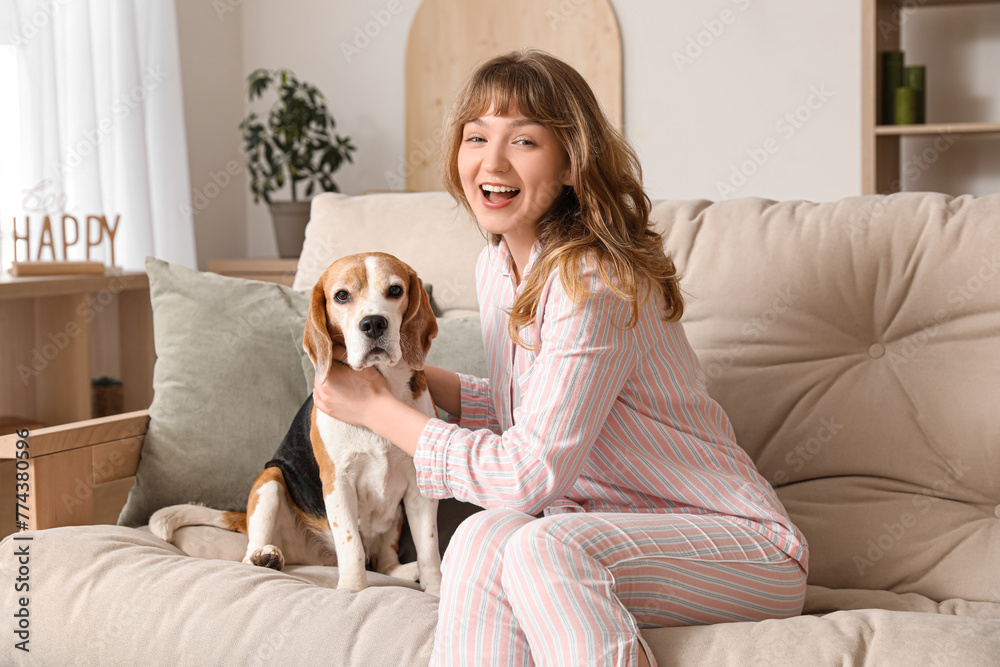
[479,182,521,209]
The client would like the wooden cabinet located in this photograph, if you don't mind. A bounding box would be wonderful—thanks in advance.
[0,271,154,539]
[0,271,154,429]
[861,0,1000,194]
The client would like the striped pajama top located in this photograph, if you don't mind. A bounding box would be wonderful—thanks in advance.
[414,240,807,567]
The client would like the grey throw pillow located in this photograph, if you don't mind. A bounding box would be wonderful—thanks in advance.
[118,258,313,526]
[119,257,489,538]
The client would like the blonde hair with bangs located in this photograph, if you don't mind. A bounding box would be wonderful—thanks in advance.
[442,50,683,346]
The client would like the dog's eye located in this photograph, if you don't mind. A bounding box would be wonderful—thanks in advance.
[387,285,403,299]
[334,290,350,303]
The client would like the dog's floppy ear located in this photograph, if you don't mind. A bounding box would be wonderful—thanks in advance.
[304,281,342,382]
[400,269,438,371]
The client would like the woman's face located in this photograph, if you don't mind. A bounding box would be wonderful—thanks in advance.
[457,105,572,244]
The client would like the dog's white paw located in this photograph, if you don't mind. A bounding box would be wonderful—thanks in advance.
[422,582,441,597]
[246,544,285,571]
[385,561,420,582]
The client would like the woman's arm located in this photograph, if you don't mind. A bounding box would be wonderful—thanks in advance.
[423,363,462,418]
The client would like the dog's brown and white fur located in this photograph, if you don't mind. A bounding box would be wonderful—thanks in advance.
[150,252,442,594]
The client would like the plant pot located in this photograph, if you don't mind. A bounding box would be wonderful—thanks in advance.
[92,382,124,419]
[269,201,312,258]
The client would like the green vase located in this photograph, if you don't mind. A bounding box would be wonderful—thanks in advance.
[906,65,926,124]
[882,51,905,125]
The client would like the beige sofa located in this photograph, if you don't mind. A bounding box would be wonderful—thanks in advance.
[2,191,998,665]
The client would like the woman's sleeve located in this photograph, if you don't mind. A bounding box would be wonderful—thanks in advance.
[413,262,638,515]
[454,372,501,432]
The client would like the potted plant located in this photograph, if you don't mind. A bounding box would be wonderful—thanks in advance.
[240,68,356,257]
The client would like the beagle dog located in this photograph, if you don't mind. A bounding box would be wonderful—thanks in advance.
[150,252,443,595]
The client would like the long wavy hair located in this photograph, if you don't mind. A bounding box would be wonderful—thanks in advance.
[441,50,683,346]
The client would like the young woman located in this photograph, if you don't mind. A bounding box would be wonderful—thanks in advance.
[313,50,808,667]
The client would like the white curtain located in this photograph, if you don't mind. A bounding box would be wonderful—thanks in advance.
[0,0,195,270]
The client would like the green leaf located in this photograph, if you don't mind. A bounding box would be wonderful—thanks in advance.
[239,67,355,203]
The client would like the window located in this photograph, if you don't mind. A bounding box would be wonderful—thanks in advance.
[0,44,22,271]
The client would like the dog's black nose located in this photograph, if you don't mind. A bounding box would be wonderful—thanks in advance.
[359,315,389,339]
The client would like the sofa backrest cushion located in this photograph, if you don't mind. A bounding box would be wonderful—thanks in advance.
[291,191,999,603]
[295,192,486,316]
[649,193,1000,603]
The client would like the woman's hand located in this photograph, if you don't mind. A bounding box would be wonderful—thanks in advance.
[312,344,390,429]
[311,344,435,457]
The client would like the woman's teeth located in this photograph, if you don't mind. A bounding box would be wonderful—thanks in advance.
[481,184,521,202]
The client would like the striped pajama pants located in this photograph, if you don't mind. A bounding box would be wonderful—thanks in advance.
[429,509,807,667]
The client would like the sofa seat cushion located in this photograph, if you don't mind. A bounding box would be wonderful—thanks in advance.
[2,526,436,666]
[803,586,1000,619]
[4,526,998,666]
[642,608,1000,666]
[648,193,1000,604]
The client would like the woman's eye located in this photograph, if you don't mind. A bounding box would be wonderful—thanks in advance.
[465,136,484,143]
[515,139,535,146]
[334,290,349,303]
[387,285,403,298]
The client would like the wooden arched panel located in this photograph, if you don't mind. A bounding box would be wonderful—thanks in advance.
[404,0,623,192]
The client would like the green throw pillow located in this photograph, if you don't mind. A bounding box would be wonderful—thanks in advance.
[118,258,313,526]
[120,257,488,535]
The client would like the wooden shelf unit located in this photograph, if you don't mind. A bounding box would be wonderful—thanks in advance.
[0,270,154,539]
[0,270,154,428]
[861,0,1000,194]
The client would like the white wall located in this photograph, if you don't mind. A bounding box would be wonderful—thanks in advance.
[176,0,247,269]
[619,0,860,202]
[176,0,1000,264]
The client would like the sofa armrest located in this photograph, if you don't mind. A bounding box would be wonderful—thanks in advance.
[0,410,148,534]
